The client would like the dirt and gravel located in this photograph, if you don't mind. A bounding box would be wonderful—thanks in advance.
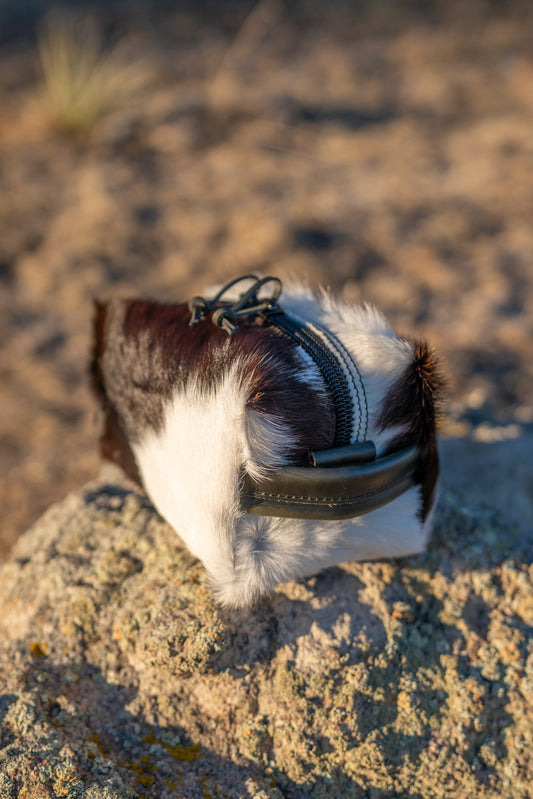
[1,0,533,557]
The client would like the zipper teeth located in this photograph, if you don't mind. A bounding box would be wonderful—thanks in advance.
[269,312,355,447]
[306,321,368,442]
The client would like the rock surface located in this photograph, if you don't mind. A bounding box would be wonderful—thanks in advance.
[1,442,532,798]
[439,433,533,540]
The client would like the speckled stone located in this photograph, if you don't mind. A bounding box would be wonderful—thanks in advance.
[0,459,532,798]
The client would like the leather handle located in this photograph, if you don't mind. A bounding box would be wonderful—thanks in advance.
[240,445,419,520]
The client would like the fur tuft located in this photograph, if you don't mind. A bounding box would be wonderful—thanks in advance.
[378,340,444,520]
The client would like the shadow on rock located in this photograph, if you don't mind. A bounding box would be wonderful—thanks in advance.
[1,653,274,799]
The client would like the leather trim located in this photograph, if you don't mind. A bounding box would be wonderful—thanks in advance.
[311,440,376,467]
[240,445,419,520]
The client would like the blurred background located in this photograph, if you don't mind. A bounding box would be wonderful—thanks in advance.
[1,0,532,559]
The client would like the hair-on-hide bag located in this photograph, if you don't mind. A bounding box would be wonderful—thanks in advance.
[91,275,442,607]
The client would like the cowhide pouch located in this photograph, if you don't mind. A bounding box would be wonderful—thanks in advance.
[91,276,442,607]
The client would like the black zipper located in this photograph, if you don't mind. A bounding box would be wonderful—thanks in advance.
[267,310,354,447]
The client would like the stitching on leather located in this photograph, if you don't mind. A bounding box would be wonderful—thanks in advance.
[242,471,414,506]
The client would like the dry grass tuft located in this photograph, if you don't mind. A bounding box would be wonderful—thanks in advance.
[38,11,144,135]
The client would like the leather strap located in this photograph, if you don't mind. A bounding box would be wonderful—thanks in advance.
[240,445,419,520]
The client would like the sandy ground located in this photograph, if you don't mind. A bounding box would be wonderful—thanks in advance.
[1,0,533,558]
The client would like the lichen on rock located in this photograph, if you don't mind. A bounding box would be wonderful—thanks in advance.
[0,462,532,798]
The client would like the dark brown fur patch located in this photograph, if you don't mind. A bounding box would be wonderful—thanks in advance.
[378,340,444,520]
[89,300,108,404]
[90,300,142,485]
[91,299,336,473]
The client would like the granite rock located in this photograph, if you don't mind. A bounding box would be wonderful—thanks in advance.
[0,448,532,798]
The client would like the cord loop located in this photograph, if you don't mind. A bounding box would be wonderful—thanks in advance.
[188,275,282,334]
